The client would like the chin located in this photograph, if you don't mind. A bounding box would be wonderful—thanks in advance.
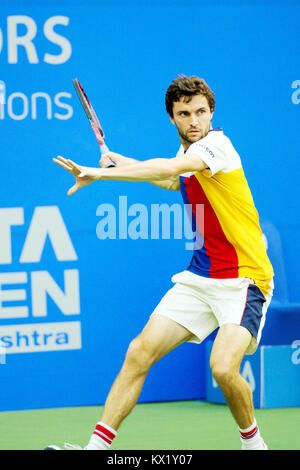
[191,134,203,142]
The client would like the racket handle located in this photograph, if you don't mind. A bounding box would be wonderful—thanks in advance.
[100,143,116,168]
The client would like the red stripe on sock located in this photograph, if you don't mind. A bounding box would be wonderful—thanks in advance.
[240,426,258,439]
[95,424,116,441]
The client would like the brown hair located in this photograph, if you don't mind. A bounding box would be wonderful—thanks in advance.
[165,75,215,117]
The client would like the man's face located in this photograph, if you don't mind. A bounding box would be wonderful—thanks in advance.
[170,94,213,149]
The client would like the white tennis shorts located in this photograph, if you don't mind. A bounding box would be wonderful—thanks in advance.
[151,270,273,355]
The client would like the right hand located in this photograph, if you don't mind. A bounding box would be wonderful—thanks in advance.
[99,152,136,168]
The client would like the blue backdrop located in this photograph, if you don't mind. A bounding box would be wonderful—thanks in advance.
[0,0,299,411]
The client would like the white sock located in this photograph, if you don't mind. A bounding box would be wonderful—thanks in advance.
[85,421,117,450]
[239,418,264,449]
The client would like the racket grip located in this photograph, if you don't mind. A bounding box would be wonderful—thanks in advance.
[100,143,116,168]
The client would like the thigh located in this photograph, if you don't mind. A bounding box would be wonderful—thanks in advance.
[210,324,252,372]
[134,314,194,365]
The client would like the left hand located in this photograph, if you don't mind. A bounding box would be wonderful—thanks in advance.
[53,156,101,196]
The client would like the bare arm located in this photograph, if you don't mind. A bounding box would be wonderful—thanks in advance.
[99,152,180,191]
[53,152,206,196]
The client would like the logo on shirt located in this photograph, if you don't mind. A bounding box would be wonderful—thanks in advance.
[194,143,215,158]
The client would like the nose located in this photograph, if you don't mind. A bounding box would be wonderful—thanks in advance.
[190,114,199,126]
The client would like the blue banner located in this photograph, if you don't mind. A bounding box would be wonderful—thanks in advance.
[1,0,299,411]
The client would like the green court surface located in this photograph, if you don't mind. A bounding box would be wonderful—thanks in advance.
[0,401,299,450]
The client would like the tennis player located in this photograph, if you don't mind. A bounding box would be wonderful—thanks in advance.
[51,75,274,451]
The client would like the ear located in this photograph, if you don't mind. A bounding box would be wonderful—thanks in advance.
[169,114,175,125]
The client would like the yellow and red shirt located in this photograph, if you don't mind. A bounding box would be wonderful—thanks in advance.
[179,128,274,297]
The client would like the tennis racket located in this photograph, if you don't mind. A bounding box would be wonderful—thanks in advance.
[73,78,115,168]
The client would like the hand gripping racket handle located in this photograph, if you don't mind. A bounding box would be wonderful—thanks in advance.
[100,143,116,168]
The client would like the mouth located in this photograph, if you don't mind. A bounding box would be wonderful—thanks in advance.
[188,129,201,135]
